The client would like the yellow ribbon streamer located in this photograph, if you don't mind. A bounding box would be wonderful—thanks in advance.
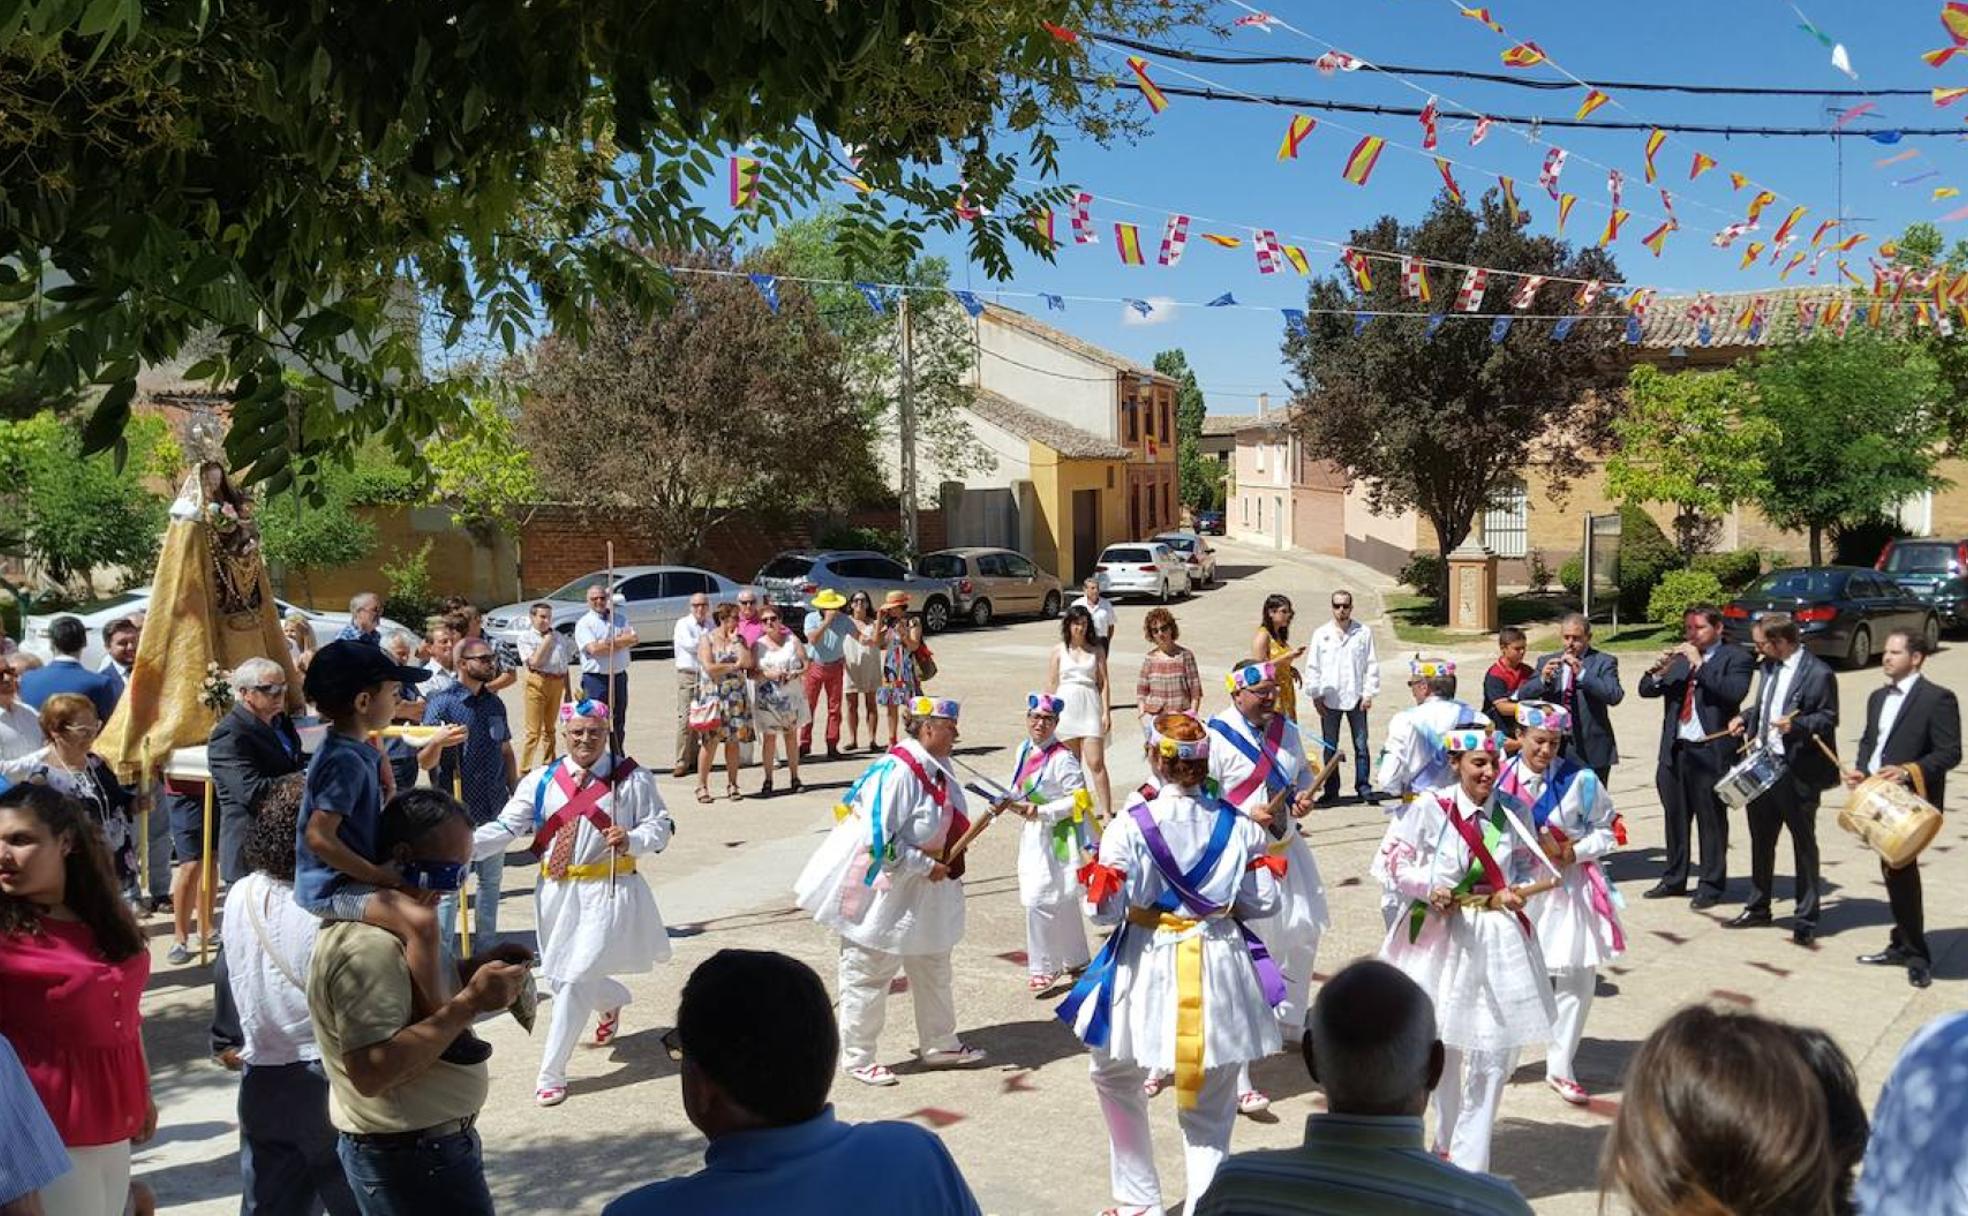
[1128,908,1210,1110]
[543,855,637,881]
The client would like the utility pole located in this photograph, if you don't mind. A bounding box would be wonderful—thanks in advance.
[897,292,919,558]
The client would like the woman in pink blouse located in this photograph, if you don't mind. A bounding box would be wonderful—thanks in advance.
[1134,607,1202,741]
[0,782,156,1215]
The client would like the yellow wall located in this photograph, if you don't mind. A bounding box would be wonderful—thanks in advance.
[277,505,522,611]
[1026,443,1127,583]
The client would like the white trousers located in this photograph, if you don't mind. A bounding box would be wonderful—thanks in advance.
[1025,897,1090,977]
[1434,1047,1518,1175]
[1546,967,1596,1083]
[837,941,960,1070]
[39,1140,131,1216]
[539,975,632,1089]
[1090,1052,1238,1213]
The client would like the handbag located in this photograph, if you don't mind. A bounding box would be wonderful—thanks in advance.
[914,643,938,684]
[687,693,724,733]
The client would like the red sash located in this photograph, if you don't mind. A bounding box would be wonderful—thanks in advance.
[1441,795,1534,936]
[528,758,638,856]
[886,746,970,853]
[1223,716,1288,807]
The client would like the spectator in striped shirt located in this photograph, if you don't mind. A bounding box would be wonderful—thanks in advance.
[1134,607,1201,741]
[1194,960,1532,1215]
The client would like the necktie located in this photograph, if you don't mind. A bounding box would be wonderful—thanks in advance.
[1679,670,1697,724]
[545,772,592,879]
[1760,663,1779,739]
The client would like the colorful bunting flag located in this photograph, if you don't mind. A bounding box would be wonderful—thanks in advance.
[1491,315,1514,342]
[1040,20,1079,43]
[1501,176,1526,225]
[1877,150,1920,168]
[1232,12,1279,32]
[1033,210,1057,248]
[1124,298,1153,318]
[1342,136,1386,186]
[747,272,779,312]
[1435,157,1465,204]
[1809,218,1837,247]
[1832,103,1876,129]
[1158,214,1190,266]
[1342,248,1373,291]
[1281,307,1308,334]
[729,156,760,208]
[1643,128,1667,182]
[1626,315,1643,344]
[1940,187,1964,201]
[1206,292,1238,307]
[1502,42,1546,68]
[1926,46,1964,67]
[1424,313,1448,341]
[1780,251,1807,280]
[1576,89,1611,121]
[1599,209,1628,247]
[1713,221,1754,248]
[1254,229,1281,275]
[1934,86,1968,107]
[1314,50,1363,74]
[1282,245,1310,275]
[1539,147,1568,199]
[1278,114,1318,161]
[1729,171,1751,190]
[1832,232,1869,252]
[1419,98,1440,151]
[1115,222,1145,265]
[1945,1,1968,43]
[1125,57,1169,113]
[1745,190,1777,224]
[1513,275,1545,310]
[1740,240,1766,269]
[1556,194,1577,235]
[1456,267,1489,312]
[1040,292,1065,311]
[1639,221,1672,257]
[1552,316,1579,341]
[841,174,873,194]
[1461,6,1505,33]
[1200,233,1243,248]
[1353,312,1372,336]
[1071,192,1096,244]
[1607,168,1624,208]
[1627,288,1656,320]
[1660,189,1679,228]
[855,282,886,315]
[1690,152,1718,181]
[1575,279,1604,310]
[1470,116,1494,146]
[1839,261,1866,287]
[1942,203,1968,222]
[1400,255,1432,302]
[1770,205,1807,246]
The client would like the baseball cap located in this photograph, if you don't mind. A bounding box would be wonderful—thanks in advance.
[304,639,430,706]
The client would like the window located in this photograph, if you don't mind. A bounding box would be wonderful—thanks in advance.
[915,554,965,579]
[615,574,663,601]
[657,571,714,598]
[1254,442,1266,472]
[1125,400,1139,442]
[758,556,815,580]
[1106,466,1116,489]
[1162,482,1171,522]
[1162,399,1173,442]
[1241,494,1249,525]
[1481,480,1530,559]
[1003,554,1037,578]
[976,553,1009,578]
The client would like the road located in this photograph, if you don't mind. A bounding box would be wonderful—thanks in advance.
[135,538,1967,1214]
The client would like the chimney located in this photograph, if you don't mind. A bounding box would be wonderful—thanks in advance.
[1258,391,1271,417]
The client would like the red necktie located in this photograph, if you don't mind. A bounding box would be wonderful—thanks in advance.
[1679,677,1697,724]
[545,772,592,879]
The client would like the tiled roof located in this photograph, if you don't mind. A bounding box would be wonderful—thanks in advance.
[967,388,1132,459]
[1637,285,1913,351]
[1201,413,1258,436]
[979,304,1162,378]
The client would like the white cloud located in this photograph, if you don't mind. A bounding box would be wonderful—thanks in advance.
[1121,296,1177,326]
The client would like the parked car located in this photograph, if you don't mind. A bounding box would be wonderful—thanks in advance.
[1093,542,1192,603]
[21,588,406,670]
[1876,538,1968,630]
[754,550,957,634]
[1150,530,1219,587]
[1195,509,1226,536]
[915,547,1064,627]
[1721,565,1940,668]
[483,566,759,665]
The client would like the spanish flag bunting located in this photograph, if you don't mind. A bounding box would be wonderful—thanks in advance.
[1278,114,1318,161]
[1342,136,1386,186]
[1690,152,1718,181]
[1643,129,1666,182]
[1948,3,1968,45]
[1740,240,1766,269]
[1733,298,1758,329]
[1924,46,1963,68]
[1770,205,1807,246]
[1823,297,1844,328]
[1282,245,1311,275]
[1809,218,1837,247]
[1460,6,1504,33]
[1200,233,1243,248]
[1934,86,1968,107]
[728,155,760,208]
[1126,57,1169,114]
[1556,194,1577,235]
[1918,301,1935,329]
[1639,221,1672,257]
[1115,222,1146,265]
[1435,157,1465,204]
[1626,288,1656,319]
[1575,89,1611,121]
[1034,210,1057,247]
[1779,251,1807,280]
[1599,209,1628,247]
[1343,248,1374,291]
[1500,176,1526,224]
[1940,187,1964,201]
[1881,240,1901,258]
[1746,190,1777,224]
[841,173,872,194]
[1832,232,1869,252]
[1729,172,1750,191]
[1839,260,1865,287]
[1502,41,1546,68]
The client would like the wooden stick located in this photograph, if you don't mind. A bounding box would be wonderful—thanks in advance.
[1697,726,1736,744]
[1453,875,1562,910]
[942,798,1015,863]
[1298,753,1345,813]
[1810,732,1864,784]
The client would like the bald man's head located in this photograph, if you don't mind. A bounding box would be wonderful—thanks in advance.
[1305,960,1444,1117]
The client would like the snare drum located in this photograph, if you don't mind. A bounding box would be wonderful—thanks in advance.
[1715,747,1787,811]
[1838,775,1943,870]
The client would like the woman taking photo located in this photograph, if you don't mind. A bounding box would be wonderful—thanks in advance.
[841,592,882,752]
[750,607,810,798]
[1047,605,1112,820]
[874,591,923,751]
[1251,594,1307,722]
[0,783,157,1216]
[694,602,755,804]
[1134,607,1201,741]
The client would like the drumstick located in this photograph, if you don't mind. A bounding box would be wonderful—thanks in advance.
[1697,726,1736,744]
[1807,732,1865,784]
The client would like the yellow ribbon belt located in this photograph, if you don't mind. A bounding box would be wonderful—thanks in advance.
[1125,907,1219,1110]
[542,855,637,881]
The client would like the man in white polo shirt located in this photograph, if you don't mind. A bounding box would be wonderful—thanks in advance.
[576,584,638,754]
[1307,589,1381,805]
[1070,578,1117,655]
[671,593,711,777]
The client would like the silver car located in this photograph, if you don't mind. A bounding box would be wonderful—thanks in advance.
[754,550,957,634]
[1094,542,1192,603]
[21,587,405,669]
[916,547,1064,627]
[483,566,759,664]
[1150,531,1219,587]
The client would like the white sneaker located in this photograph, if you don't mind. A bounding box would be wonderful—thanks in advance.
[917,1044,989,1069]
[847,1063,899,1087]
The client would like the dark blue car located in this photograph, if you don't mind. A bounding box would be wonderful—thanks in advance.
[1877,538,1968,631]
[1722,565,1940,668]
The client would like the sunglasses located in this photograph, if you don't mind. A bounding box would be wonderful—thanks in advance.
[248,683,287,696]
[61,722,101,737]
[761,616,781,624]
[1332,602,1352,610]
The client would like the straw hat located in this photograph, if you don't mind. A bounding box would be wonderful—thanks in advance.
[810,589,848,610]
[882,590,911,610]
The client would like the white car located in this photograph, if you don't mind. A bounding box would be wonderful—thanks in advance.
[483,566,761,665]
[19,588,404,670]
[1151,530,1219,587]
[1093,543,1193,603]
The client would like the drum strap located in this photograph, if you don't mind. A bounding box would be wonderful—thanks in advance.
[1905,761,1928,801]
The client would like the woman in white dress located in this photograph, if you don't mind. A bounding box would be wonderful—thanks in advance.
[1377,725,1556,1174]
[751,608,810,797]
[1009,693,1093,993]
[1047,605,1113,821]
[840,592,882,751]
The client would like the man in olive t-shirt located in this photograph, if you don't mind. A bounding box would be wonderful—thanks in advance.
[307,790,528,1216]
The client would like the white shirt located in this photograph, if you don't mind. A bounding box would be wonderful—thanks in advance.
[1674,643,1723,745]
[0,700,42,761]
[516,627,569,677]
[1071,595,1116,640]
[1869,673,1923,774]
[575,610,631,676]
[1758,650,1804,755]
[422,659,459,698]
[672,615,707,675]
[1305,619,1380,710]
[222,872,324,1066]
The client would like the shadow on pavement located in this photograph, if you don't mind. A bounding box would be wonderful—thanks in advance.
[1491,1114,1609,1200]
[893,1016,1087,1073]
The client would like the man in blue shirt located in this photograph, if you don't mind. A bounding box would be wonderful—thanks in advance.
[420,636,517,957]
[337,592,384,646]
[603,950,982,1216]
[0,1030,69,1212]
[19,615,119,721]
[801,590,856,759]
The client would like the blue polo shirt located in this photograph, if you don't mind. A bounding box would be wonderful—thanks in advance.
[294,729,384,907]
[803,611,856,664]
[602,1107,980,1216]
[422,682,513,826]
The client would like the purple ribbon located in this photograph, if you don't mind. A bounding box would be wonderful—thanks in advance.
[1127,799,1288,1009]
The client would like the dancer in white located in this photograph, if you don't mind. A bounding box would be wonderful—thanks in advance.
[794,695,988,1086]
[1495,701,1625,1106]
[1059,713,1287,1216]
[1011,693,1096,994]
[1378,726,1556,1173]
[1372,659,1480,927]
[472,698,675,1107]
[1206,659,1329,1117]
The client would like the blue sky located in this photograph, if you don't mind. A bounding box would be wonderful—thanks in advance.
[717,3,1968,413]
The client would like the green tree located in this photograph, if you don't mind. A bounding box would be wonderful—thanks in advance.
[1154,349,1217,511]
[0,1,1202,488]
[1892,221,1968,450]
[0,411,177,594]
[426,392,539,599]
[1748,337,1947,565]
[1605,365,1777,559]
[258,442,418,603]
[1284,191,1628,608]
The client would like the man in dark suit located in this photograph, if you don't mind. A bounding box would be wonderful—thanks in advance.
[1515,613,1623,782]
[1848,629,1960,988]
[1728,613,1840,945]
[1636,604,1754,907]
[19,614,119,721]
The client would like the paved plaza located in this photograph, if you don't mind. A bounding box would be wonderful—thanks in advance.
[136,539,1968,1213]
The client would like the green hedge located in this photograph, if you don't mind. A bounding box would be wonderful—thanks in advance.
[1559,555,1585,599]
[1617,503,1680,618]
[1649,569,1727,628]
[1690,549,1762,593]
[1398,553,1445,597]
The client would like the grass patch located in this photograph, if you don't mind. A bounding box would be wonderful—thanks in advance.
[1385,592,1676,654]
